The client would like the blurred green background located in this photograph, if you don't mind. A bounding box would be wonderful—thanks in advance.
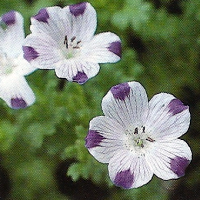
[0,0,199,199]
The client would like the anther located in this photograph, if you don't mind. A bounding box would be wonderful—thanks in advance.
[142,126,145,133]
[146,137,155,142]
[71,36,76,42]
[134,127,138,134]
[64,36,68,48]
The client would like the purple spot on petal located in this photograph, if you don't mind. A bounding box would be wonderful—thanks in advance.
[23,46,39,62]
[111,82,130,100]
[1,10,16,25]
[168,99,188,115]
[11,98,27,109]
[69,2,87,17]
[108,41,122,58]
[33,8,49,23]
[72,71,88,84]
[170,156,190,177]
[85,130,105,149]
[114,169,134,189]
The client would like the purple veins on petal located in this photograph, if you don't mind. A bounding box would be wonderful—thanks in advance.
[114,169,134,189]
[168,99,188,115]
[1,10,16,25]
[170,156,190,177]
[72,71,88,84]
[111,82,130,100]
[85,130,105,149]
[108,41,122,58]
[23,46,39,62]
[11,98,27,109]
[33,8,49,23]
[69,2,87,17]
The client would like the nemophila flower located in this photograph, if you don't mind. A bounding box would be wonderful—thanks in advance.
[23,2,121,84]
[85,81,192,189]
[0,11,35,109]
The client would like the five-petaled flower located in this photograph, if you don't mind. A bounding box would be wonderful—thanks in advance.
[85,81,192,189]
[0,11,35,109]
[23,2,122,84]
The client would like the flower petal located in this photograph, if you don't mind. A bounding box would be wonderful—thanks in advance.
[23,33,62,69]
[30,3,96,44]
[102,81,149,129]
[63,2,97,42]
[145,93,190,140]
[82,32,121,63]
[85,116,125,163]
[0,11,24,58]
[55,59,100,84]
[108,150,153,188]
[30,7,66,45]
[0,74,35,109]
[146,139,192,180]
[69,2,87,16]
[12,54,37,76]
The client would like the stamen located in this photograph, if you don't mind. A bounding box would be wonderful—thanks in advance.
[146,137,155,142]
[77,41,81,45]
[142,126,145,133]
[71,36,76,42]
[64,35,68,48]
[134,127,138,134]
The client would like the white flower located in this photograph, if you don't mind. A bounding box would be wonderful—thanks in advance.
[0,11,36,109]
[85,81,192,189]
[23,2,121,84]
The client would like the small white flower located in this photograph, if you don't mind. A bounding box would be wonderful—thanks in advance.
[85,81,192,189]
[0,11,36,109]
[23,2,121,84]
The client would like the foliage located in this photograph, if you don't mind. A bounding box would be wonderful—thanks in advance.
[0,0,200,199]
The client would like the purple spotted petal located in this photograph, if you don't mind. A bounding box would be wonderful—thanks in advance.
[108,41,122,58]
[168,99,188,115]
[33,8,49,23]
[72,71,88,84]
[23,46,39,62]
[11,98,27,109]
[85,130,105,149]
[69,2,87,17]
[170,156,190,177]
[114,169,134,189]
[1,10,16,25]
[111,82,130,100]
